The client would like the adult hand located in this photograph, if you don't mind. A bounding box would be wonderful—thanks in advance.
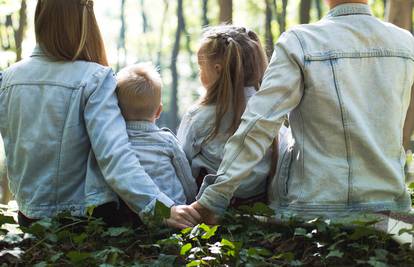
[190,201,218,225]
[165,205,202,229]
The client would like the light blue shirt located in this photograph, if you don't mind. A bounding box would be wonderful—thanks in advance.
[126,121,198,205]
[198,4,414,217]
[0,46,175,219]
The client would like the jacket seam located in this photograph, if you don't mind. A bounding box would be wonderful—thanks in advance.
[330,59,353,205]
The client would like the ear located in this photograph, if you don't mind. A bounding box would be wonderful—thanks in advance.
[214,64,222,75]
[155,104,163,119]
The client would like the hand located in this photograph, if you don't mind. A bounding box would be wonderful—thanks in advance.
[190,201,218,225]
[165,205,202,229]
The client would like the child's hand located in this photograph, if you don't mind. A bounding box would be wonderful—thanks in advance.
[190,201,218,225]
[165,205,202,229]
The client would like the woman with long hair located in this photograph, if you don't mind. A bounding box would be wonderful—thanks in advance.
[0,0,199,229]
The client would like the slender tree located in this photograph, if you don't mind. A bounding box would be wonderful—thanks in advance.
[299,0,311,24]
[117,0,127,71]
[218,0,233,23]
[274,0,288,34]
[14,0,27,62]
[202,0,209,27]
[265,0,274,58]
[156,0,169,67]
[315,0,323,20]
[170,0,185,130]
[385,0,412,31]
[140,0,150,33]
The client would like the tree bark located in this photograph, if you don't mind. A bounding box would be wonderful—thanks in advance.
[202,0,209,26]
[170,0,185,130]
[14,0,27,62]
[117,0,127,71]
[218,0,233,23]
[315,0,323,20]
[265,0,274,58]
[299,0,311,24]
[274,0,288,34]
[385,0,413,31]
[156,0,169,67]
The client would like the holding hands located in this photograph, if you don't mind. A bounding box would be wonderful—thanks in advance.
[166,202,218,229]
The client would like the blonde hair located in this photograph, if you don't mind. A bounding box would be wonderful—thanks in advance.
[199,25,268,139]
[35,0,108,66]
[116,63,162,121]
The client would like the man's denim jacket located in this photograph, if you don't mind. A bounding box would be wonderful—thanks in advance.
[0,46,175,219]
[198,4,414,217]
[126,121,198,205]
[177,87,271,199]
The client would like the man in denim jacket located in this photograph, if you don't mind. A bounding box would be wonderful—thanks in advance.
[188,0,414,223]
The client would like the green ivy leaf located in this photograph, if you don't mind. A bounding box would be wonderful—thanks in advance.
[186,260,201,267]
[104,227,132,237]
[0,214,15,226]
[154,201,171,221]
[326,250,344,259]
[66,251,91,264]
[221,238,235,250]
[180,243,192,256]
[201,225,218,240]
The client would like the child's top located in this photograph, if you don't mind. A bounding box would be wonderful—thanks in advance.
[126,121,198,205]
[177,87,272,199]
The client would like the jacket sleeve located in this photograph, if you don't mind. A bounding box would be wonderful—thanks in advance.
[170,137,198,203]
[197,31,305,214]
[84,68,175,218]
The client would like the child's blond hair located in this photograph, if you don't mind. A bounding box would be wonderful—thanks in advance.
[116,63,162,121]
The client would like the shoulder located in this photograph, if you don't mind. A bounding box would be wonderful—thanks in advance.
[184,104,216,124]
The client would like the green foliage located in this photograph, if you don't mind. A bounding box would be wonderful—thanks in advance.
[1,202,414,266]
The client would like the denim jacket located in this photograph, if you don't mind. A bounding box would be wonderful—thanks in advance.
[126,121,198,205]
[177,87,271,199]
[198,4,414,217]
[0,46,175,219]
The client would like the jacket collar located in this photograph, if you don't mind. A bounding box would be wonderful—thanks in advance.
[327,3,372,18]
[31,44,47,57]
[126,121,159,132]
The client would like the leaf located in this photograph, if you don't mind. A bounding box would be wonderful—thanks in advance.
[201,225,218,240]
[186,260,201,267]
[86,205,97,218]
[251,202,275,216]
[66,251,91,264]
[326,250,344,259]
[294,227,307,236]
[0,214,15,226]
[221,238,235,249]
[73,233,88,244]
[104,227,132,237]
[50,252,64,263]
[154,201,171,221]
[272,252,294,261]
[0,247,24,259]
[33,262,48,267]
[180,243,192,255]
[0,233,23,245]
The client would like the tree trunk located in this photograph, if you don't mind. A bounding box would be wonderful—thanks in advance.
[14,0,27,62]
[117,0,127,71]
[202,0,209,26]
[170,0,185,131]
[218,0,233,23]
[315,0,323,20]
[385,0,413,31]
[299,0,311,24]
[274,0,288,34]
[156,0,169,67]
[265,0,274,58]
[140,0,150,33]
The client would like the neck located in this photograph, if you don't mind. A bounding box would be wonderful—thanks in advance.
[328,0,368,9]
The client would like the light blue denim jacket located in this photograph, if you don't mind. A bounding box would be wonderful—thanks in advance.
[198,4,414,217]
[0,46,175,219]
[126,121,198,205]
[177,87,272,199]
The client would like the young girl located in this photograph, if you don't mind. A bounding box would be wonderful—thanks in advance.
[177,25,276,202]
[0,0,199,229]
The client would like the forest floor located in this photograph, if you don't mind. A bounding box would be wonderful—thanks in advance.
[0,199,414,266]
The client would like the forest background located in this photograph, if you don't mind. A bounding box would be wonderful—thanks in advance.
[0,0,413,202]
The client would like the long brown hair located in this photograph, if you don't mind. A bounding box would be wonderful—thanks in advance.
[199,25,268,139]
[35,0,108,66]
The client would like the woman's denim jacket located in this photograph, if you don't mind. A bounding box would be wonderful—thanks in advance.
[198,4,414,217]
[0,46,175,219]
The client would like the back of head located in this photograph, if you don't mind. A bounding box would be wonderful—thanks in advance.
[116,63,162,121]
[35,0,108,66]
[200,25,268,138]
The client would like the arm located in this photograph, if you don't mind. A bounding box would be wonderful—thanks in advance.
[84,69,176,217]
[403,83,414,150]
[197,31,305,215]
[171,139,198,203]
